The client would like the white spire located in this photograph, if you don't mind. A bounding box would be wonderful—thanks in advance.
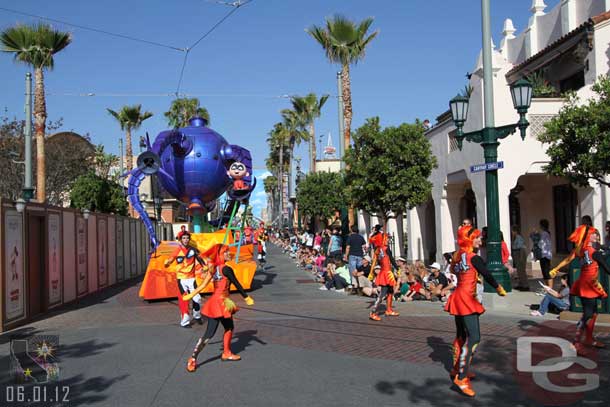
[502,18,516,39]
[531,0,546,17]
[500,18,516,59]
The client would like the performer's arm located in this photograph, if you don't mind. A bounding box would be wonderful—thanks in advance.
[471,255,500,290]
[593,251,610,276]
[164,248,181,267]
[223,266,249,298]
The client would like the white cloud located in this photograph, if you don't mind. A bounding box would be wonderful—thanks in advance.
[256,170,272,179]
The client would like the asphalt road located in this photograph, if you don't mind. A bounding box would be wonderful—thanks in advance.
[0,244,608,407]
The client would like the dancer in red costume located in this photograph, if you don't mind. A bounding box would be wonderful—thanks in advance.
[551,225,610,353]
[164,230,207,327]
[187,245,254,372]
[445,225,506,397]
[368,224,400,321]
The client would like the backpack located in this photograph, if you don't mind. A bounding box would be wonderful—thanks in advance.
[531,232,543,261]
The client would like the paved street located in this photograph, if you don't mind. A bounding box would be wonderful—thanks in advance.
[1,244,609,407]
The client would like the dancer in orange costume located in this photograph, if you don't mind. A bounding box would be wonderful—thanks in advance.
[445,225,506,397]
[187,245,254,372]
[164,230,208,327]
[368,224,399,321]
[554,225,610,353]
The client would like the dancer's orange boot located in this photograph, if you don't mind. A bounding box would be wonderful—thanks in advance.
[186,357,197,372]
[221,330,241,361]
[453,376,475,397]
[369,312,381,321]
[384,294,399,316]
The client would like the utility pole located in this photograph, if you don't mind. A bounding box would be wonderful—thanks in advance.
[22,73,34,201]
[119,138,124,184]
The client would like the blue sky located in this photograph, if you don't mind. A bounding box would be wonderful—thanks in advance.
[0,0,560,217]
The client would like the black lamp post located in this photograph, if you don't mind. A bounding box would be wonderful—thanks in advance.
[154,196,163,222]
[449,78,533,292]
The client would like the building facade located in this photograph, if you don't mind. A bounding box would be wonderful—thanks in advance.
[403,0,610,265]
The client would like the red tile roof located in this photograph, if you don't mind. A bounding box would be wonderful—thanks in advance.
[505,11,610,80]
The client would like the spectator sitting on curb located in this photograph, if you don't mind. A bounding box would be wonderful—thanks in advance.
[427,262,449,301]
[334,259,353,293]
[530,274,570,317]
[352,255,373,295]
[319,259,350,292]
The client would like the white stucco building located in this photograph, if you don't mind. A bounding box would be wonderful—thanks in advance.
[359,0,610,265]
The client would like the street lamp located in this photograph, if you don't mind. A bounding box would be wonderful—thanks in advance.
[448,0,533,293]
[82,208,90,220]
[15,198,26,213]
[153,196,163,222]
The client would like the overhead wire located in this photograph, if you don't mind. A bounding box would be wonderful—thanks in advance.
[0,6,185,52]
[0,2,257,99]
[175,0,254,95]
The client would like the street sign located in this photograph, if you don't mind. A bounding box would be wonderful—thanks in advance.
[470,161,504,173]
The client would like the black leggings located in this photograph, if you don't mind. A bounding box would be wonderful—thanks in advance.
[578,298,598,330]
[454,314,481,380]
[372,286,391,313]
[192,317,234,359]
[203,317,234,340]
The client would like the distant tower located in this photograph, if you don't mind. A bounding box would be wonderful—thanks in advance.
[323,132,336,159]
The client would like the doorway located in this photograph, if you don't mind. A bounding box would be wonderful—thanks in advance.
[27,214,46,317]
[553,184,577,254]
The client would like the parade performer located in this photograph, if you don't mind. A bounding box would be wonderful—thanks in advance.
[164,229,207,327]
[555,226,610,352]
[187,245,255,372]
[227,161,250,191]
[256,224,268,263]
[445,225,506,397]
[368,224,400,321]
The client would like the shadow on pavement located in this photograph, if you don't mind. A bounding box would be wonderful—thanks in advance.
[426,336,453,374]
[374,375,530,407]
[250,268,277,292]
[194,329,267,368]
[59,373,129,406]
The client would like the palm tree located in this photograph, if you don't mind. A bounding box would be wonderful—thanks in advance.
[267,123,291,225]
[306,15,378,158]
[164,97,210,128]
[290,93,329,172]
[107,105,153,171]
[1,23,72,202]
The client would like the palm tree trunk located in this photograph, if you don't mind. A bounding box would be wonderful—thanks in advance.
[309,121,316,172]
[278,144,284,226]
[34,67,47,202]
[342,64,355,228]
[125,128,133,171]
[341,64,352,158]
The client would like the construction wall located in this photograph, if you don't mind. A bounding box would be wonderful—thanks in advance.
[0,199,149,332]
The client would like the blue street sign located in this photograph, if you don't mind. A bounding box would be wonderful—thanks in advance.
[470,161,504,173]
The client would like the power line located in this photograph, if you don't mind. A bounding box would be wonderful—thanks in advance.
[176,0,254,96]
[175,51,191,97]
[0,6,185,52]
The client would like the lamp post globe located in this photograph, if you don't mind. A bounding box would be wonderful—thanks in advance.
[510,78,533,140]
[15,198,26,213]
[510,78,533,112]
[449,94,470,149]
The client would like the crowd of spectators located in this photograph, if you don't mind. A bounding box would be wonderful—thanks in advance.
[270,226,458,304]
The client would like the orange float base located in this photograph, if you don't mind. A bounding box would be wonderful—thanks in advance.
[138,230,257,300]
